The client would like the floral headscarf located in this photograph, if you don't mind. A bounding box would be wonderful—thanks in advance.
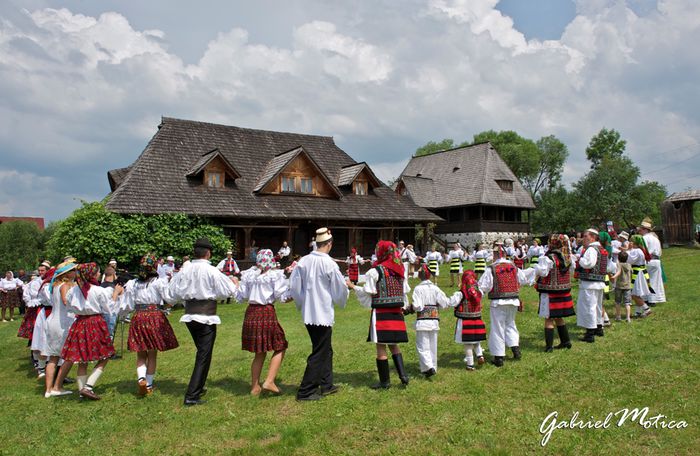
[40,267,56,291]
[549,234,572,270]
[256,249,275,272]
[372,240,405,278]
[598,231,613,256]
[460,270,480,305]
[138,254,158,280]
[76,263,100,299]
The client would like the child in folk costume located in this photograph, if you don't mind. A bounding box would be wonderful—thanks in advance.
[450,270,487,370]
[234,249,291,396]
[424,246,443,284]
[627,235,653,318]
[598,231,615,327]
[532,234,575,352]
[447,243,467,287]
[575,229,609,343]
[42,260,78,398]
[401,243,418,279]
[612,251,633,322]
[30,266,55,378]
[479,246,535,367]
[409,265,451,377]
[0,271,23,322]
[471,245,491,277]
[513,240,526,269]
[55,263,124,400]
[348,241,411,388]
[344,247,365,285]
[119,254,179,396]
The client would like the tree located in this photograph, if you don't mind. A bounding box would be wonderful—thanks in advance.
[0,221,45,272]
[414,138,469,156]
[585,127,626,169]
[44,201,233,269]
[531,186,584,234]
[524,135,569,196]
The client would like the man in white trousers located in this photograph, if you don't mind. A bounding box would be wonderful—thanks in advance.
[638,218,666,306]
[576,229,608,343]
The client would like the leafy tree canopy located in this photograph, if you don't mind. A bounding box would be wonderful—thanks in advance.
[0,221,45,273]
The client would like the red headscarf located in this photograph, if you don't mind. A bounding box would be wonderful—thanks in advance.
[460,270,480,304]
[76,263,100,299]
[372,240,405,278]
[420,264,432,280]
[39,267,56,291]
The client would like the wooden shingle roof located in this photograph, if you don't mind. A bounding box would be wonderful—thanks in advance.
[398,142,536,209]
[337,162,382,188]
[105,117,441,223]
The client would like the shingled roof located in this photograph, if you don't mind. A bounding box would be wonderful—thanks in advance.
[105,117,441,223]
[398,142,536,209]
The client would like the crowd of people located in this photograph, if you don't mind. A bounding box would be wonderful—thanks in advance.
[7,218,666,405]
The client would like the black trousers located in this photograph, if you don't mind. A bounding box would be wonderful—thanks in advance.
[185,321,217,401]
[297,325,333,398]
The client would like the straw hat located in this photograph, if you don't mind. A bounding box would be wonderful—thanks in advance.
[619,231,629,240]
[638,217,654,231]
[315,227,332,243]
[585,228,599,236]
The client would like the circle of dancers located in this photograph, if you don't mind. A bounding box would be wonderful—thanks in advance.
[10,219,666,405]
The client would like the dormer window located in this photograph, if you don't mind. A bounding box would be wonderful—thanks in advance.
[281,176,297,192]
[496,179,513,192]
[353,180,368,195]
[206,171,224,188]
[187,148,241,189]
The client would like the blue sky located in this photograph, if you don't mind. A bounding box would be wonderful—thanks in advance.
[0,0,698,221]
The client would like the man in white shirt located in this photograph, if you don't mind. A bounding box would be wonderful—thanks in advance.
[278,241,291,267]
[575,229,607,343]
[216,251,240,277]
[290,227,349,401]
[158,256,176,280]
[168,238,237,406]
[638,218,665,305]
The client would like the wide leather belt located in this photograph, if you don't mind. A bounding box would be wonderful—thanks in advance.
[185,299,217,316]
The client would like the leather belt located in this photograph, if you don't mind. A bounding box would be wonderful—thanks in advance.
[185,299,217,316]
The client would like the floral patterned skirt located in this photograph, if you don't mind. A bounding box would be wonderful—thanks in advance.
[18,306,40,339]
[0,289,21,309]
[128,309,179,352]
[241,304,288,353]
[61,314,115,362]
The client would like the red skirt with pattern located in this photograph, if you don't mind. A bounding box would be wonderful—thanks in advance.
[241,304,288,353]
[128,308,179,352]
[0,289,21,309]
[17,306,39,339]
[457,317,487,342]
[61,314,115,362]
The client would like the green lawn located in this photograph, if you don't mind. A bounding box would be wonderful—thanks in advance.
[1,248,698,455]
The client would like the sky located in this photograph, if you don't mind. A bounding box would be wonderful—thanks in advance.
[1,0,699,222]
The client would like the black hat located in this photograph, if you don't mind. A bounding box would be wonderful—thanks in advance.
[194,237,213,250]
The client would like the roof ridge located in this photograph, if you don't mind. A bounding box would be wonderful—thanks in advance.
[410,141,491,159]
[161,116,335,141]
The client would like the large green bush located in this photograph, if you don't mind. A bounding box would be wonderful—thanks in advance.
[0,221,45,272]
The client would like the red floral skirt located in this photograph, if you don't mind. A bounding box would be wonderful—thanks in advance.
[241,304,288,353]
[128,308,179,352]
[17,306,39,339]
[0,289,21,309]
[61,314,115,362]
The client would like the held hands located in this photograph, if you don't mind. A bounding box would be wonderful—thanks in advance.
[345,279,355,290]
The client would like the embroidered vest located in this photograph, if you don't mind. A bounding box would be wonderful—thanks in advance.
[223,259,237,275]
[371,266,405,309]
[487,263,520,299]
[416,304,440,321]
[577,246,608,282]
[536,251,571,292]
[454,289,482,319]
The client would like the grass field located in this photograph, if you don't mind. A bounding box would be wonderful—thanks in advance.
[1,247,699,455]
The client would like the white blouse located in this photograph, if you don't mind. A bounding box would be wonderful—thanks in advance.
[478,259,535,306]
[411,280,451,331]
[626,248,647,266]
[424,251,443,263]
[68,285,118,316]
[119,277,173,315]
[234,267,290,305]
[0,278,22,290]
[23,277,43,308]
[345,254,364,265]
[353,267,411,309]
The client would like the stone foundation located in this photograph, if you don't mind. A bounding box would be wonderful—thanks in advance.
[437,232,530,251]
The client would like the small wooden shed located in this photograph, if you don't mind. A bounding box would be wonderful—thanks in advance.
[661,190,700,246]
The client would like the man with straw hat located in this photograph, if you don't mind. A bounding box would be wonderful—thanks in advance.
[637,217,665,306]
[290,227,349,401]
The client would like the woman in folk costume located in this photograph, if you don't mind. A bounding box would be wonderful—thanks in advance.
[527,239,544,265]
[479,245,536,367]
[30,266,55,378]
[118,254,179,396]
[449,270,487,370]
[513,239,526,269]
[234,249,291,396]
[42,260,77,398]
[471,244,491,277]
[638,218,665,305]
[627,235,653,318]
[447,243,467,287]
[344,247,364,285]
[0,271,23,322]
[409,264,451,377]
[423,245,443,284]
[533,234,575,352]
[54,263,124,400]
[19,262,50,369]
[348,241,411,388]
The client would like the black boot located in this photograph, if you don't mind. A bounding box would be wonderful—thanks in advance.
[511,346,522,360]
[544,328,554,352]
[579,329,595,343]
[370,359,391,389]
[595,324,604,337]
[492,356,504,367]
[392,353,409,386]
[555,324,572,349]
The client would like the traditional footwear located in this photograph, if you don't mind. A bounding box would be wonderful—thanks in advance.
[184,399,206,406]
[544,328,554,353]
[49,390,73,397]
[422,368,436,378]
[391,353,409,386]
[492,356,504,367]
[554,323,571,349]
[579,329,595,343]
[79,388,101,400]
[137,378,148,396]
[320,385,340,396]
[295,393,323,402]
[466,365,475,371]
[544,346,554,353]
[511,346,522,360]
[595,325,605,337]
[37,369,46,379]
[371,359,391,389]
[603,320,611,327]
[146,385,155,396]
